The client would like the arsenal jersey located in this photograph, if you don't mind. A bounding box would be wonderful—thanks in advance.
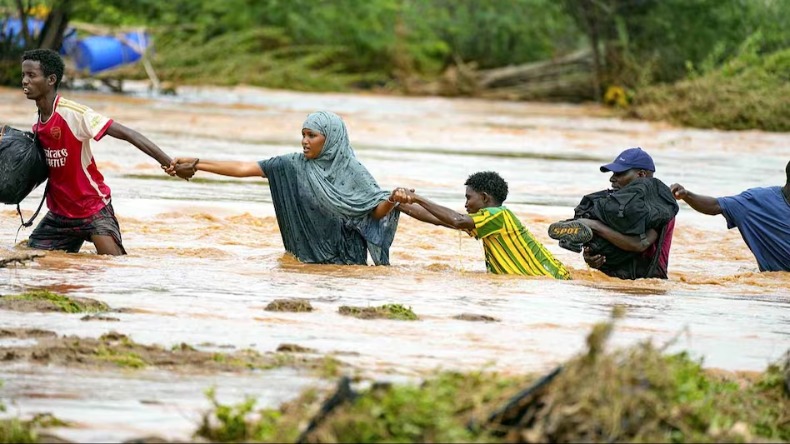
[33,95,113,218]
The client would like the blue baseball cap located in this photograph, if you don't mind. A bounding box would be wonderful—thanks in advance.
[600,147,655,173]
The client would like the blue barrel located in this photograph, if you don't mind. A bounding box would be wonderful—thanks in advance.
[1,18,44,44]
[1,17,75,53]
[60,27,78,56]
[74,31,151,74]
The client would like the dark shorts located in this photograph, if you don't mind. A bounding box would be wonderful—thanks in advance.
[28,203,126,254]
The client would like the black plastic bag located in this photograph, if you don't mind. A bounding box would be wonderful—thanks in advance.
[0,124,48,205]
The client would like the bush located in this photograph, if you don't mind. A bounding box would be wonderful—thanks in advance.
[631,45,790,131]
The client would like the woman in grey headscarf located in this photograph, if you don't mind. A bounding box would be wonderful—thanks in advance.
[168,111,400,265]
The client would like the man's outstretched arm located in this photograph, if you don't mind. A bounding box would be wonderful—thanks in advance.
[670,183,722,215]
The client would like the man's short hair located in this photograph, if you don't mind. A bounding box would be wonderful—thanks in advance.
[22,49,64,90]
[786,160,790,184]
[465,171,508,204]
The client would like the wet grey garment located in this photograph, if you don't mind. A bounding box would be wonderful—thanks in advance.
[259,153,399,265]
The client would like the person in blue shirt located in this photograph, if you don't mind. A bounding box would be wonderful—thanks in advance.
[670,160,790,272]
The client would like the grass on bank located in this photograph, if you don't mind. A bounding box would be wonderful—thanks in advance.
[151,28,385,91]
[338,304,419,320]
[631,45,790,132]
[195,310,789,443]
[0,382,69,444]
[0,290,109,314]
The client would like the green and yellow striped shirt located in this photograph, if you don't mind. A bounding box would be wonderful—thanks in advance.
[468,206,570,280]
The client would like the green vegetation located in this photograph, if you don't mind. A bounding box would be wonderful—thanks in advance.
[632,44,790,131]
[1,380,70,444]
[338,303,418,320]
[194,312,789,443]
[0,290,109,313]
[1,0,787,130]
[1,331,349,374]
[0,418,37,444]
[94,345,148,369]
[0,382,37,444]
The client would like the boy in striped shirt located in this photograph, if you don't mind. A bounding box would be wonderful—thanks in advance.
[393,171,570,279]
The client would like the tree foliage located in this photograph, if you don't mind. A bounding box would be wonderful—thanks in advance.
[2,0,787,130]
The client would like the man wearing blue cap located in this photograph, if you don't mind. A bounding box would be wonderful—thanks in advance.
[669,160,790,272]
[548,147,677,279]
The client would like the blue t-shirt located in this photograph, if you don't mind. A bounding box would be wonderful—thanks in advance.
[717,186,790,272]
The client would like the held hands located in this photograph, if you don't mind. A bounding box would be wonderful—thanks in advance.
[669,183,688,200]
[163,157,199,180]
[389,187,416,204]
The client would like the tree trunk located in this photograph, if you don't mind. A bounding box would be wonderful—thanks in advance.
[38,0,73,51]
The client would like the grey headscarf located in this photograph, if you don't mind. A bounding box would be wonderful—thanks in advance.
[299,111,390,215]
[259,111,399,265]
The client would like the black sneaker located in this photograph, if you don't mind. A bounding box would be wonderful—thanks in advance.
[548,220,593,244]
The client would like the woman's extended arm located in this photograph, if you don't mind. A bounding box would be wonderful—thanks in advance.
[168,158,265,178]
[370,199,399,220]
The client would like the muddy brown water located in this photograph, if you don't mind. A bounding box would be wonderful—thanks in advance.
[0,84,788,442]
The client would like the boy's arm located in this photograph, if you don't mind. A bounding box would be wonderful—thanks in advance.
[398,203,454,228]
[106,122,172,167]
[394,189,474,230]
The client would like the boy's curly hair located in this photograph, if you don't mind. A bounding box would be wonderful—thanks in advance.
[22,49,65,90]
[465,171,508,204]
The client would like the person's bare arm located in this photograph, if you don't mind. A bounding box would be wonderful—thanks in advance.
[579,218,658,253]
[393,189,474,230]
[398,203,453,228]
[168,158,264,178]
[370,198,399,220]
[106,122,172,167]
[670,183,722,215]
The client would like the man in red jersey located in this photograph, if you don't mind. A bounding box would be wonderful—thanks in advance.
[20,49,189,255]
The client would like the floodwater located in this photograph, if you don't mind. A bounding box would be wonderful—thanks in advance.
[0,84,788,441]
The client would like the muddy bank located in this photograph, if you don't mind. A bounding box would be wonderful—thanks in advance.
[0,329,347,375]
[264,298,314,312]
[0,290,109,314]
[0,251,43,268]
[338,304,419,320]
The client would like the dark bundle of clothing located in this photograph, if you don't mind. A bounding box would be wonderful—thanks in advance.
[0,124,49,228]
[0,125,47,205]
[572,177,678,279]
